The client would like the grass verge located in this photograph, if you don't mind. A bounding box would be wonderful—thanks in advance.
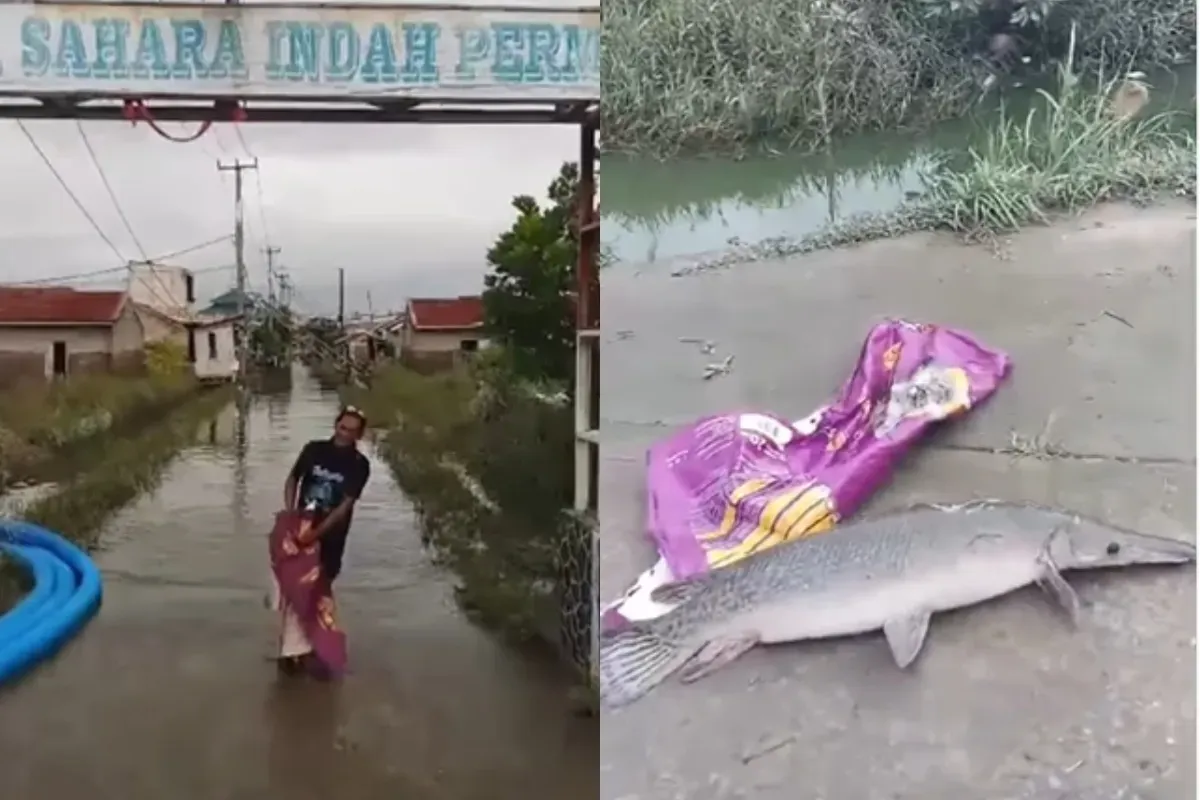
[19,387,233,548]
[0,364,199,488]
[603,0,1195,156]
[666,61,1195,275]
[343,357,593,678]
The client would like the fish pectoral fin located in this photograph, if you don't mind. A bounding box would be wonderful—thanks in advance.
[1036,558,1081,627]
[882,609,932,669]
[678,634,760,684]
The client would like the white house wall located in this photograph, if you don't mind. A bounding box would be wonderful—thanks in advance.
[193,323,238,381]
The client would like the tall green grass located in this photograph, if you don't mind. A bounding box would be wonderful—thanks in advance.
[603,0,1195,155]
[923,58,1195,231]
[345,359,579,654]
[0,371,194,450]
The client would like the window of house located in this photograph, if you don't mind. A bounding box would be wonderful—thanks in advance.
[208,331,218,360]
[460,339,479,353]
[187,329,196,363]
[184,273,196,304]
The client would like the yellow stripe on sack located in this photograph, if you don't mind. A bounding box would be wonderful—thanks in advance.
[707,484,811,568]
[744,485,837,556]
[770,487,829,542]
[781,483,840,541]
[781,500,837,542]
[697,477,776,542]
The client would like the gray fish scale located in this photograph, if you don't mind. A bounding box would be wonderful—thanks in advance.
[600,502,1196,707]
[650,504,1048,642]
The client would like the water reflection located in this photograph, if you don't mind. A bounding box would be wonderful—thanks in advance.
[602,66,1196,263]
[233,388,250,526]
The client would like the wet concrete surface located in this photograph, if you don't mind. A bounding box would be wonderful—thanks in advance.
[599,203,1197,799]
[0,371,597,799]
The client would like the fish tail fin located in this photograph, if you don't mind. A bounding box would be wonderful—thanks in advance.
[599,624,692,708]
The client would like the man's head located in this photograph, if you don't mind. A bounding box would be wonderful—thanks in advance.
[332,406,367,447]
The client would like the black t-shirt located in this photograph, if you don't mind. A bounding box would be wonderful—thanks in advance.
[289,438,370,580]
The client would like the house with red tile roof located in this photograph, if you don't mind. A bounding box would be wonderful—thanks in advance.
[0,286,146,388]
[401,296,488,370]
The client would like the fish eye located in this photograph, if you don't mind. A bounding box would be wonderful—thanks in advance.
[1106,542,1120,555]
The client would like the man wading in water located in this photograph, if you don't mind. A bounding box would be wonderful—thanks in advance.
[274,406,371,676]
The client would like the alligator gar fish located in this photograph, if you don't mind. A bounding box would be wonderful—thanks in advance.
[599,501,1195,707]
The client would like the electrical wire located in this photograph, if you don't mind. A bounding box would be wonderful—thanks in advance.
[75,120,150,261]
[16,121,167,311]
[146,234,234,262]
[14,120,241,325]
[16,120,127,265]
[19,118,174,311]
[71,120,189,311]
[6,263,234,288]
[4,241,234,286]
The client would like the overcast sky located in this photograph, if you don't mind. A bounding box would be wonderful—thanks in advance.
[0,118,578,316]
[0,0,592,315]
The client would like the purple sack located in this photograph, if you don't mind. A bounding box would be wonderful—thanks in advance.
[642,320,1011,584]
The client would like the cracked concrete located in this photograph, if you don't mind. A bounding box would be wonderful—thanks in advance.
[599,202,1196,800]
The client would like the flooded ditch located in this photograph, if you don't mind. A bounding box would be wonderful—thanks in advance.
[602,66,1196,264]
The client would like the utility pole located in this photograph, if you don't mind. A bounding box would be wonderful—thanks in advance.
[217,158,258,384]
[277,270,292,308]
[264,245,281,305]
[337,267,345,329]
[336,267,347,372]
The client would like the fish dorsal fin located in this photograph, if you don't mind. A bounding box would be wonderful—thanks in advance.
[649,577,705,606]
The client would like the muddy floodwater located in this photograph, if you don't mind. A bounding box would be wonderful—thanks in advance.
[0,369,597,799]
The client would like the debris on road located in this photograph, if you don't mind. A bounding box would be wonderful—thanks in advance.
[679,337,717,355]
[702,355,734,380]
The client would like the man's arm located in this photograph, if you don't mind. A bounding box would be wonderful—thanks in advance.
[283,442,314,510]
[308,456,369,540]
[307,497,354,542]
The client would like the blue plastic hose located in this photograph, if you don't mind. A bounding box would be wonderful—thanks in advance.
[0,520,103,685]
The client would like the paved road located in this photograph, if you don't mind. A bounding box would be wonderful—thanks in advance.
[0,371,597,800]
[599,203,1197,800]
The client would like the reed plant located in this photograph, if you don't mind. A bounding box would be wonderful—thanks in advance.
[923,36,1195,231]
[345,358,585,668]
[603,0,1194,156]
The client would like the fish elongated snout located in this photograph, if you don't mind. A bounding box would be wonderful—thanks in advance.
[1065,522,1197,569]
[1117,533,1198,565]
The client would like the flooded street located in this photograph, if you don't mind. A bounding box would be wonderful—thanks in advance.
[0,369,597,799]
[603,66,1196,264]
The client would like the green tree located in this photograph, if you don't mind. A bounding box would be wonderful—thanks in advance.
[482,162,579,386]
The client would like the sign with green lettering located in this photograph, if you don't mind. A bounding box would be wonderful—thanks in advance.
[1,3,599,101]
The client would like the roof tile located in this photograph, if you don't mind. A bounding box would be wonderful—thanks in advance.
[407,296,484,331]
[0,287,126,325]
